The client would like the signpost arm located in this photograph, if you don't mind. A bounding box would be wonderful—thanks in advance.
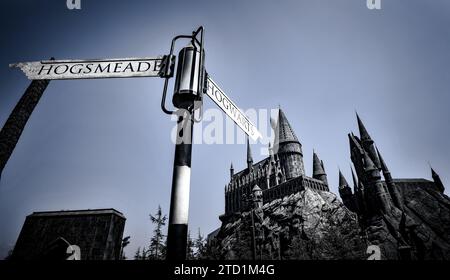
[160,35,193,115]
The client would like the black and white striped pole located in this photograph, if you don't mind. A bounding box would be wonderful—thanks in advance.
[166,107,194,260]
[164,27,205,260]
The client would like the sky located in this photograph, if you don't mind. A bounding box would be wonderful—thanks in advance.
[0,0,449,259]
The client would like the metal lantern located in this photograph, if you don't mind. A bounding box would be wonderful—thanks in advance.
[172,42,204,109]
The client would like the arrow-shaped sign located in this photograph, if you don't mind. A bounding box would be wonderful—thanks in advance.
[205,75,262,141]
[10,57,165,80]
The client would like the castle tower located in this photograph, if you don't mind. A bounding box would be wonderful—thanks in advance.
[350,166,361,213]
[377,148,404,210]
[269,142,275,164]
[363,150,392,215]
[338,170,355,212]
[431,167,445,193]
[272,108,305,180]
[312,151,328,185]
[348,132,366,183]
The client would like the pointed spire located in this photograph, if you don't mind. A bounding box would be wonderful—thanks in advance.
[338,169,356,212]
[348,132,362,152]
[247,137,253,163]
[230,162,234,179]
[277,109,299,143]
[268,142,275,163]
[376,147,388,172]
[377,148,405,210]
[313,151,328,185]
[246,137,253,172]
[431,166,445,193]
[313,151,326,177]
[273,108,301,153]
[271,107,305,178]
[338,170,349,189]
[363,150,377,172]
[355,113,381,169]
[356,112,373,143]
[431,167,438,178]
[377,148,397,194]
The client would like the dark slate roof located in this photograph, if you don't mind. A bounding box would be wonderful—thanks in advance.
[338,170,349,188]
[28,208,126,219]
[275,109,300,144]
[392,178,433,183]
[313,152,326,177]
[356,112,372,142]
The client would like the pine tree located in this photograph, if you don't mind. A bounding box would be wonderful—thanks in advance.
[134,247,141,260]
[194,228,206,259]
[141,246,148,260]
[203,239,221,260]
[186,231,195,260]
[148,205,167,260]
[160,238,168,259]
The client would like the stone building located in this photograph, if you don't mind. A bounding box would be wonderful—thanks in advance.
[11,208,126,260]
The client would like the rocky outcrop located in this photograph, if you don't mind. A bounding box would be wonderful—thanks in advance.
[211,189,366,260]
[209,182,450,260]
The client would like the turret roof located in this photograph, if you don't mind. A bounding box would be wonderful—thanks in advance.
[338,170,349,189]
[313,151,326,177]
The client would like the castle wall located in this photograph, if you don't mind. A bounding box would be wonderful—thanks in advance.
[225,176,329,215]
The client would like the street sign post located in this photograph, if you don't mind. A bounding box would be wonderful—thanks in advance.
[9,26,263,261]
[165,35,205,261]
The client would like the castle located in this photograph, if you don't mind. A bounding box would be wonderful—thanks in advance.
[221,108,331,220]
[222,108,446,217]
[219,108,449,259]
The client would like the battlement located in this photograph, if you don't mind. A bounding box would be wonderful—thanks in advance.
[263,176,329,202]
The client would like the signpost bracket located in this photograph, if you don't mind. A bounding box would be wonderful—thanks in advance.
[161,27,205,116]
[192,27,205,123]
[158,55,176,78]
